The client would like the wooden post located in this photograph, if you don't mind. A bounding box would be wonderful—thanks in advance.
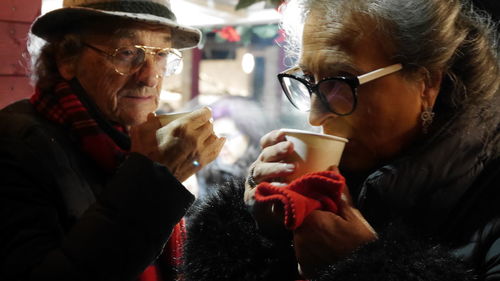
[0,0,42,109]
[190,47,201,100]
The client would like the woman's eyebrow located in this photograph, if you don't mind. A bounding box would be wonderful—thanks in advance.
[298,63,308,73]
[323,61,361,76]
[300,62,361,79]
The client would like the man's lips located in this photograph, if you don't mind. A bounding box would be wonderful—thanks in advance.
[122,95,153,101]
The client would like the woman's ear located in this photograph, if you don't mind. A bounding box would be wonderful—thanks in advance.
[421,69,442,109]
[57,58,76,80]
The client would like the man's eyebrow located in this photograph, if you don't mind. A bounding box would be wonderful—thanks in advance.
[113,29,136,39]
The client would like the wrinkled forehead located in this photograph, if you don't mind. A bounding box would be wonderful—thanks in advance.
[300,8,394,75]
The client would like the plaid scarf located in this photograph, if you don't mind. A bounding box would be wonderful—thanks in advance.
[30,79,186,280]
[30,79,129,173]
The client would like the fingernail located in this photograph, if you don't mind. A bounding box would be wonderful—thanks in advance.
[284,163,295,172]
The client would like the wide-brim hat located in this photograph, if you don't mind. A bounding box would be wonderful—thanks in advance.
[31,0,201,50]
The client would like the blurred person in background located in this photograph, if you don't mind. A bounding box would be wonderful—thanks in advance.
[0,0,225,280]
[195,96,279,198]
[182,0,500,280]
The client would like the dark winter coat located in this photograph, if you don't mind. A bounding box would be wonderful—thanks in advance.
[0,100,195,281]
[183,102,500,280]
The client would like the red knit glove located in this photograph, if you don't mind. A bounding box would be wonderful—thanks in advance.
[254,171,345,230]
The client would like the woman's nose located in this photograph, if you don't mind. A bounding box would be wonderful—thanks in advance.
[308,95,333,126]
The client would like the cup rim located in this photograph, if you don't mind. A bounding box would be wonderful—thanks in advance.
[280,128,349,143]
[158,111,192,116]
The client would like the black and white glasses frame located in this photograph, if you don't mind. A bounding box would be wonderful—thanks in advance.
[278,63,403,116]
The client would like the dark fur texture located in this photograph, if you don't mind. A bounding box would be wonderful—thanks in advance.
[182,179,298,281]
[183,180,477,280]
[315,222,477,281]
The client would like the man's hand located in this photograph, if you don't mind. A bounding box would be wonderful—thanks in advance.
[130,108,225,182]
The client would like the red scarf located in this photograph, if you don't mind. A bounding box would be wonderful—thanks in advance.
[30,80,186,281]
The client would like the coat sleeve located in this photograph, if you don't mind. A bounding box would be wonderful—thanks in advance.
[0,124,194,281]
[454,217,500,281]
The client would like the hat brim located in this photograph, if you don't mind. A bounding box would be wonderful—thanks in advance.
[31,7,201,50]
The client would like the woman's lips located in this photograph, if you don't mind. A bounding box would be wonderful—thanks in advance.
[322,129,349,140]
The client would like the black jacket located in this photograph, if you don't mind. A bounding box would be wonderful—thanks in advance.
[0,100,195,281]
[183,104,500,280]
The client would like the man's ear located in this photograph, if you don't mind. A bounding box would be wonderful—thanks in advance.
[421,69,442,109]
[57,58,76,80]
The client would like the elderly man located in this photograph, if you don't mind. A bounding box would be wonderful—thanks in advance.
[0,0,225,280]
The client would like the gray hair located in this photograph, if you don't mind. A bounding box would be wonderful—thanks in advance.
[28,33,84,92]
[281,0,500,129]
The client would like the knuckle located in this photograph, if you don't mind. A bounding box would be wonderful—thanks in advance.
[204,121,214,132]
[205,149,218,160]
[253,165,261,179]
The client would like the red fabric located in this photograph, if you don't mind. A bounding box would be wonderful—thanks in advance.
[163,219,186,269]
[30,81,185,281]
[138,265,161,281]
[254,171,345,230]
[138,220,186,281]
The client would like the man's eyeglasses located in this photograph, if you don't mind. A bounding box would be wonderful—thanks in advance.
[83,43,182,77]
[278,63,403,116]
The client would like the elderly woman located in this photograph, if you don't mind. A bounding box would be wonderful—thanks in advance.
[183,0,500,280]
[0,0,225,280]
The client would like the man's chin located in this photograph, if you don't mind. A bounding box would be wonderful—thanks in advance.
[117,111,151,127]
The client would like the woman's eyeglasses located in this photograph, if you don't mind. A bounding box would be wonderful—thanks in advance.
[83,43,182,77]
[277,63,403,116]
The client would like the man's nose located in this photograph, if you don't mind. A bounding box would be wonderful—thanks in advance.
[134,56,162,87]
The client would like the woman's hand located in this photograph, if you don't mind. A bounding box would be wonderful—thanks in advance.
[293,186,377,278]
[130,108,226,182]
[244,130,296,204]
[243,130,297,237]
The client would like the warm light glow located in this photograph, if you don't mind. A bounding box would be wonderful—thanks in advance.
[41,0,62,14]
[241,53,255,74]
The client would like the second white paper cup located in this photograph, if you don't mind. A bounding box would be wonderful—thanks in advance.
[280,128,348,181]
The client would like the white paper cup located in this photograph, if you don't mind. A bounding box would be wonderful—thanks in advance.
[280,128,348,181]
[157,111,192,126]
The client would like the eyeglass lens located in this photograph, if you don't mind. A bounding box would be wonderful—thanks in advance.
[281,77,311,111]
[112,46,181,76]
[281,76,355,115]
[318,80,354,115]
